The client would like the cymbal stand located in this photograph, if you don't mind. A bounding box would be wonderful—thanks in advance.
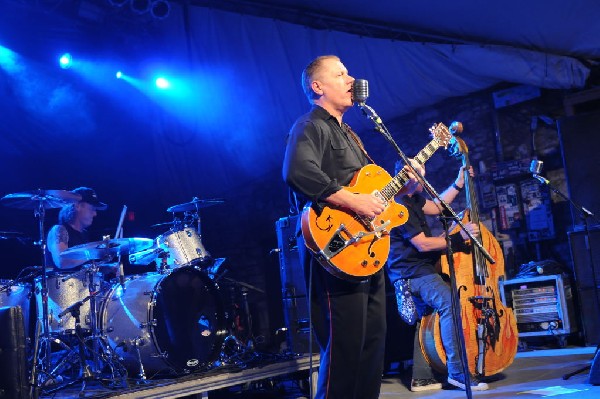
[29,196,54,397]
[241,287,255,351]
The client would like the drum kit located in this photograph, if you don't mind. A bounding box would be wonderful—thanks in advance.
[0,191,257,396]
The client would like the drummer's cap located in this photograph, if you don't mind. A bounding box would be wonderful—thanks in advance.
[71,187,107,210]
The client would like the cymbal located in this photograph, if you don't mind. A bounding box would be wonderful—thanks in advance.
[166,197,224,213]
[151,221,175,228]
[60,238,154,260]
[0,231,26,239]
[1,190,81,210]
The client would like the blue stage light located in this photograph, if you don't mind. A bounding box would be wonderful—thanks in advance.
[116,71,123,79]
[59,53,72,69]
[155,77,170,89]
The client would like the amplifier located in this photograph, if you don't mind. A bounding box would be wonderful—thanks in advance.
[275,215,317,354]
[500,274,577,338]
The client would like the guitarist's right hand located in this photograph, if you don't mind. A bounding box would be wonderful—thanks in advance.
[325,189,386,218]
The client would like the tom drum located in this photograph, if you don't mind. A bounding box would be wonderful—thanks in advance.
[157,227,211,268]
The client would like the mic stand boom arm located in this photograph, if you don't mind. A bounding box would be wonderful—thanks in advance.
[533,175,599,224]
[357,101,494,263]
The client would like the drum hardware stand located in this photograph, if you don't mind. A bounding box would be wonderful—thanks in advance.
[64,299,95,396]
[49,263,128,394]
[219,284,247,364]
[131,337,149,382]
[219,278,264,364]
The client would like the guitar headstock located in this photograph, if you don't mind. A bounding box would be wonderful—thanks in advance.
[428,123,452,149]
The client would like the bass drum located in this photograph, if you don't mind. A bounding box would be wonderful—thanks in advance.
[100,267,226,376]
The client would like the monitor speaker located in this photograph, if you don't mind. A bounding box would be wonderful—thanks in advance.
[558,112,600,229]
[0,306,28,399]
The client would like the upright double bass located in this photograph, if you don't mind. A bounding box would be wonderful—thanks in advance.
[419,123,519,377]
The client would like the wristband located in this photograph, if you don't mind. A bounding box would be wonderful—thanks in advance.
[452,182,464,191]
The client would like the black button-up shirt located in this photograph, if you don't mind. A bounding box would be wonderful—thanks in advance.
[283,105,369,213]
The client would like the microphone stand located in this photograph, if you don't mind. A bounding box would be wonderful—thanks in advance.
[357,101,494,398]
[530,174,600,380]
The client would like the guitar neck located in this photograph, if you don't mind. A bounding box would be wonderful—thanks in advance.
[380,138,443,201]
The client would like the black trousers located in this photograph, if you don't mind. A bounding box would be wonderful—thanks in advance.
[300,243,387,399]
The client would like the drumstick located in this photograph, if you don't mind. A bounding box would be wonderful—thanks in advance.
[114,205,127,239]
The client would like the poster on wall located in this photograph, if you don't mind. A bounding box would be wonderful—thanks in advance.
[496,183,521,230]
[520,179,555,241]
[478,174,498,209]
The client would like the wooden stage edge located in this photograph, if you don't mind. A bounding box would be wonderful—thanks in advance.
[107,353,320,399]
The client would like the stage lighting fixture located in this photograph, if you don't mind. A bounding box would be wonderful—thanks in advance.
[150,0,170,19]
[155,77,170,89]
[59,53,73,69]
[130,0,151,14]
[116,71,123,79]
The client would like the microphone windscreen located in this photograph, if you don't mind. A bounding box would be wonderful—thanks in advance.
[352,79,369,104]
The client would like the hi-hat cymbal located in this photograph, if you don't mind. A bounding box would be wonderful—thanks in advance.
[60,238,155,260]
[1,190,82,210]
[166,197,224,213]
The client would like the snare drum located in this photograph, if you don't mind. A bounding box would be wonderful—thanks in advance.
[36,270,105,333]
[100,267,226,376]
[157,227,210,268]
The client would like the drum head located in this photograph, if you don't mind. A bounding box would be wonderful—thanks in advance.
[152,267,226,372]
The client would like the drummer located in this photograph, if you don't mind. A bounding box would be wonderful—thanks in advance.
[46,187,109,271]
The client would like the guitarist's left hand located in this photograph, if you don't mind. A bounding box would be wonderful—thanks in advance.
[398,158,424,196]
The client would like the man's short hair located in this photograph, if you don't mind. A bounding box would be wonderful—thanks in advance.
[301,55,340,103]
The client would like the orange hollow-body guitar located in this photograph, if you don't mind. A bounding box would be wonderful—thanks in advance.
[301,123,451,281]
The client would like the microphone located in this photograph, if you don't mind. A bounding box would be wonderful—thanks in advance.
[530,159,549,184]
[530,159,544,174]
[352,79,369,104]
[352,79,383,126]
[129,247,163,265]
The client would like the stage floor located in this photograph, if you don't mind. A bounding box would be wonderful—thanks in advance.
[380,345,599,399]
[38,346,599,398]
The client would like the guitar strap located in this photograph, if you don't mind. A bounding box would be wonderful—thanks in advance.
[342,122,375,164]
